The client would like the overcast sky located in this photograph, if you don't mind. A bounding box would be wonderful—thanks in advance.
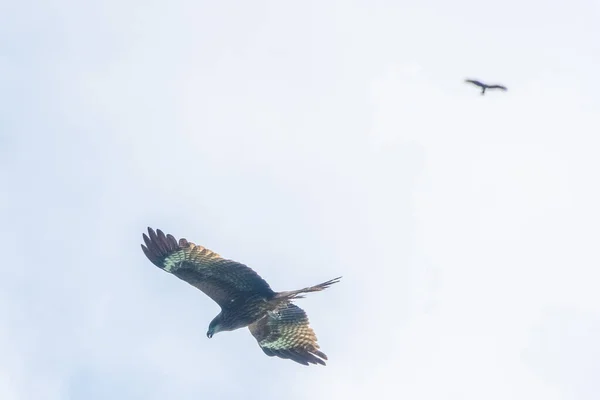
[1,1,599,399]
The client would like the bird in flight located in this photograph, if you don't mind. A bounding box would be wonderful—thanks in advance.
[141,227,341,366]
[465,79,507,95]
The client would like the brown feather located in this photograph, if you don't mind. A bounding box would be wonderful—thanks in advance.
[248,302,329,366]
[141,227,275,308]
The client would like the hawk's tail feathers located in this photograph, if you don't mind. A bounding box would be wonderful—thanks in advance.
[275,276,342,300]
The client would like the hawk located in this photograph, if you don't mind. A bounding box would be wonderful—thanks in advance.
[141,227,341,366]
[465,78,507,95]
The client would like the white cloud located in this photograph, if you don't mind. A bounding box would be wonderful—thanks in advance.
[1,0,599,399]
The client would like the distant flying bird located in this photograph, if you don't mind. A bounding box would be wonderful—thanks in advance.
[141,227,341,366]
[465,79,507,95]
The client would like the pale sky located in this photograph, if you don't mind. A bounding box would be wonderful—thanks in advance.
[1,1,599,399]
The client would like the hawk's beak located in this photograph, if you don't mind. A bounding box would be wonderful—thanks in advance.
[207,331,213,339]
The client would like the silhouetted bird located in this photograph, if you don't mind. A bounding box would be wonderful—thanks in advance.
[465,79,507,95]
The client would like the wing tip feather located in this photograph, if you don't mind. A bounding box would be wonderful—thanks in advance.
[261,346,329,366]
[141,227,185,268]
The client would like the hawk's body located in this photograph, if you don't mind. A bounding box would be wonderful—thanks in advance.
[465,78,507,95]
[141,227,340,366]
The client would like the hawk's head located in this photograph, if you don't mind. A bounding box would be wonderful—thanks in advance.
[207,315,223,338]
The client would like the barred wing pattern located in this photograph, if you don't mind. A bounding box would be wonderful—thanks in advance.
[141,227,275,308]
[248,302,328,366]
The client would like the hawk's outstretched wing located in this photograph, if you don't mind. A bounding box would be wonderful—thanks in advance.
[141,227,274,308]
[487,84,507,91]
[248,302,328,366]
[465,79,485,87]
